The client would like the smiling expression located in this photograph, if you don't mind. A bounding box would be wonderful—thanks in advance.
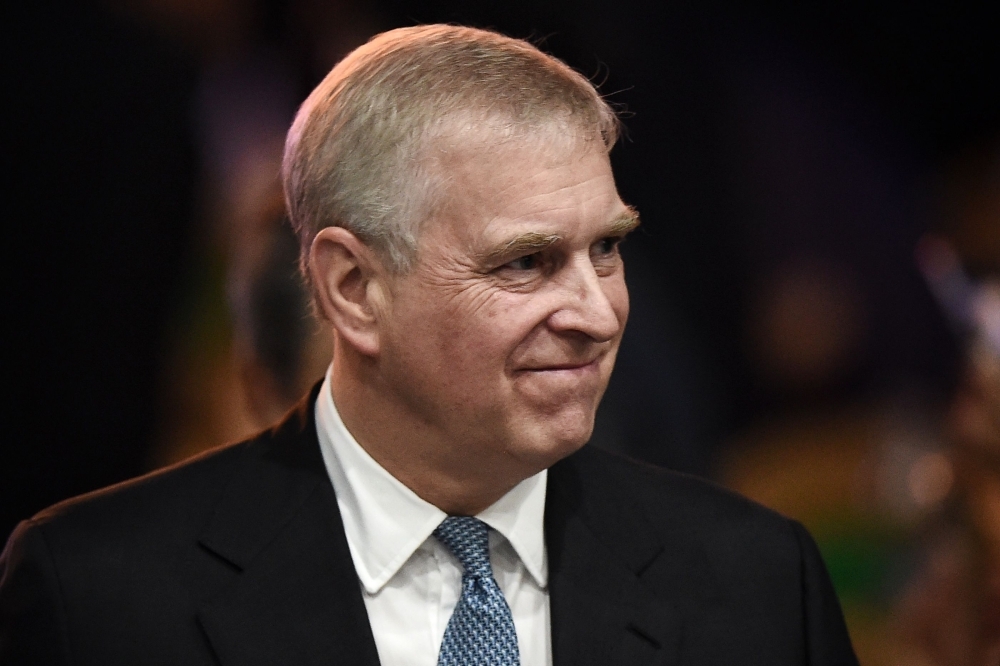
[374,133,636,478]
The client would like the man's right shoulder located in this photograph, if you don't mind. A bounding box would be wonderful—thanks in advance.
[7,385,323,555]
[8,437,253,557]
[0,390,334,665]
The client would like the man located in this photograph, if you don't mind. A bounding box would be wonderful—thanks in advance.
[1,25,858,665]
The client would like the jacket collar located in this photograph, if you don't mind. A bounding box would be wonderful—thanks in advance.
[545,449,688,666]
[197,385,380,666]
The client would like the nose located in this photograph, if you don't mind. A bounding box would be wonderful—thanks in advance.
[546,255,626,342]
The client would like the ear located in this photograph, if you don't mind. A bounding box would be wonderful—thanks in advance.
[309,226,388,357]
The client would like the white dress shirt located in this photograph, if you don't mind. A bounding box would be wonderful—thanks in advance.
[315,368,553,666]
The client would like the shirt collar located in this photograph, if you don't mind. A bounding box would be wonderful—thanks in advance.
[314,367,548,594]
[477,467,548,588]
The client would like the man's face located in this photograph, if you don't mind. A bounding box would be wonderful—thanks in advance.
[375,135,634,477]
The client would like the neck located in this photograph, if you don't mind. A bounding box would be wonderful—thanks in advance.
[330,346,534,516]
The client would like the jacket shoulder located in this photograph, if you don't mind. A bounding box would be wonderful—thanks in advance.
[563,444,804,576]
[18,388,319,549]
[0,393,327,665]
[12,438,249,558]
[572,444,793,531]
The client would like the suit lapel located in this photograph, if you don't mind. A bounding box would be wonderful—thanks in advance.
[196,391,381,666]
[546,449,684,666]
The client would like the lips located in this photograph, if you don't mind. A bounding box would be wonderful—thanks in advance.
[516,356,603,373]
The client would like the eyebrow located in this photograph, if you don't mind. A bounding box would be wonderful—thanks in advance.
[479,208,641,266]
[608,207,641,236]
[480,232,562,265]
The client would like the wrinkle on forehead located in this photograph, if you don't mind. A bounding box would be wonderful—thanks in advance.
[426,109,604,159]
[411,123,625,268]
[421,118,609,210]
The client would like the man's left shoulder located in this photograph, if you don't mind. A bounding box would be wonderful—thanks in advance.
[548,443,857,663]
[557,444,806,560]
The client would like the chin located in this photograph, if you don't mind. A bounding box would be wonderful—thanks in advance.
[513,411,595,469]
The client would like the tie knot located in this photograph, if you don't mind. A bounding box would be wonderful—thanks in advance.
[433,516,493,579]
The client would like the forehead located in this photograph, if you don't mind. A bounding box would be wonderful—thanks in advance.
[424,130,625,247]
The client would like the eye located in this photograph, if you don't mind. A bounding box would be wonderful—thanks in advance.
[593,237,623,256]
[503,253,541,271]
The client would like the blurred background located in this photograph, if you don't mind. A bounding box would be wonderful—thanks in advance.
[6,0,999,663]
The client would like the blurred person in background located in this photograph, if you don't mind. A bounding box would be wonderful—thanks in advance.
[900,289,1000,665]
[229,210,332,428]
[895,145,1000,666]
[142,0,381,468]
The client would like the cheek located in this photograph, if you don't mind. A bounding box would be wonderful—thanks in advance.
[401,288,523,373]
[462,311,542,381]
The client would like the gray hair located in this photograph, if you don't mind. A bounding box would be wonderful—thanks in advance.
[282,24,620,279]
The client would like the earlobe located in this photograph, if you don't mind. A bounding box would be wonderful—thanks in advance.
[309,227,384,357]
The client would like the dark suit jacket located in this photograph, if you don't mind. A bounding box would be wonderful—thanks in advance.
[1,389,858,665]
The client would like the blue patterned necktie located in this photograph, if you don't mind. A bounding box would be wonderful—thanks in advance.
[434,516,521,666]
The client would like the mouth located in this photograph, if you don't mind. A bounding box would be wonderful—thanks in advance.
[510,353,610,402]
[517,356,603,374]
